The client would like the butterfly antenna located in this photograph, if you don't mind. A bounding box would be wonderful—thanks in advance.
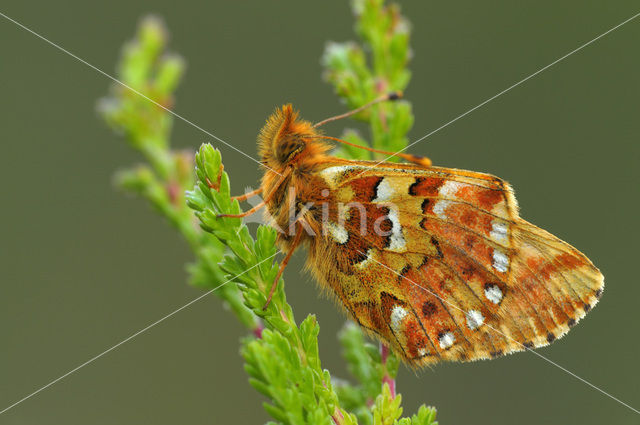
[309,134,432,167]
[313,91,402,128]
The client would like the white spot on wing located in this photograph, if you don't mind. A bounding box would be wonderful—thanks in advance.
[492,248,509,273]
[387,208,406,251]
[432,200,452,219]
[327,222,348,244]
[439,181,464,198]
[490,221,509,243]
[438,332,455,349]
[418,347,428,357]
[319,166,352,186]
[466,310,484,330]
[373,177,395,202]
[390,305,408,332]
[484,284,503,304]
[355,248,374,269]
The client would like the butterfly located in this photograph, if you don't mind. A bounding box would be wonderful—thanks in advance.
[220,94,604,366]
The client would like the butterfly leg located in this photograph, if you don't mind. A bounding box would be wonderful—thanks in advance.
[219,168,292,219]
[231,187,263,202]
[262,222,304,310]
[217,200,265,218]
[206,163,262,201]
[206,164,224,191]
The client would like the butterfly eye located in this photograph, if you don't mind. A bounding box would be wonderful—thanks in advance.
[276,137,305,163]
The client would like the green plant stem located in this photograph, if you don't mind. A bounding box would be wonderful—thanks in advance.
[101,3,439,423]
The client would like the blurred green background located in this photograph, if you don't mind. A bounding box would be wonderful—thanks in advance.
[1,1,639,424]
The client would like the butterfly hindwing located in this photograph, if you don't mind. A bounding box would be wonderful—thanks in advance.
[309,162,604,365]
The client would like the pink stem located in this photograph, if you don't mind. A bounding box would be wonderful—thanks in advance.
[331,407,344,425]
[382,375,396,399]
[166,180,180,205]
[252,322,264,339]
[380,342,390,363]
[380,342,396,398]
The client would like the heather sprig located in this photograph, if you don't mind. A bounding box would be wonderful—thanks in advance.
[101,2,438,423]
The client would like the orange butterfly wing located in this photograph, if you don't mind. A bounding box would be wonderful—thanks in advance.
[306,161,603,365]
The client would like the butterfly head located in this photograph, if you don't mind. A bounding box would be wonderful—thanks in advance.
[258,104,330,171]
